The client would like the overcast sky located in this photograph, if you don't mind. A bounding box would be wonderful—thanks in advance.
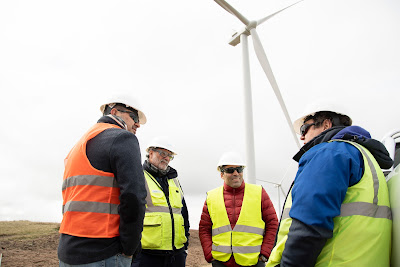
[1,0,399,227]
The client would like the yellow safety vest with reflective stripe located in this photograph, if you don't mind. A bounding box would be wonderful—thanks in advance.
[207,183,265,266]
[267,140,392,267]
[141,171,187,250]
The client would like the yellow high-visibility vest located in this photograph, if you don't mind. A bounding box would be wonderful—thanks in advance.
[267,140,392,267]
[207,183,265,266]
[141,171,187,250]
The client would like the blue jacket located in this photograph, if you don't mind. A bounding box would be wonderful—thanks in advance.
[279,126,393,266]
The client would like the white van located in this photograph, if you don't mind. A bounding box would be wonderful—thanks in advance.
[382,130,400,267]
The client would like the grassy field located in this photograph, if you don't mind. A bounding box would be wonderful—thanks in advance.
[0,221,60,241]
[0,221,60,266]
[0,221,209,267]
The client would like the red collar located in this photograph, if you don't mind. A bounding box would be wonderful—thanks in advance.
[223,181,245,192]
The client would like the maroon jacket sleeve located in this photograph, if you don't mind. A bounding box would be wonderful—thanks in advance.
[260,187,279,259]
[199,199,214,263]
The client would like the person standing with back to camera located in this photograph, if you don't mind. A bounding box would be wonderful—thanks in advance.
[58,94,148,267]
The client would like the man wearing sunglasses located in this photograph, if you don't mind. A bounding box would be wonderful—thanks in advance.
[132,136,189,267]
[266,103,393,267]
[199,152,278,267]
[58,94,148,267]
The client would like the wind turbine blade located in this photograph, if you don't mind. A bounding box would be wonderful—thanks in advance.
[257,0,303,25]
[257,179,280,186]
[250,28,301,148]
[280,186,287,197]
[214,0,250,26]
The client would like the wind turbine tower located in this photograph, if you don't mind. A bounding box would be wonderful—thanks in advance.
[214,0,302,184]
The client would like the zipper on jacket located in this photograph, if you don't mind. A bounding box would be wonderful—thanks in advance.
[230,231,233,256]
[152,176,176,251]
[165,195,176,250]
[233,188,236,227]
[231,188,235,255]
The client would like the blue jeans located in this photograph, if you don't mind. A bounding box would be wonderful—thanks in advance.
[59,254,132,267]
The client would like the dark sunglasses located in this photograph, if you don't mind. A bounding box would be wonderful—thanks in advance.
[116,109,140,124]
[221,166,244,174]
[300,122,316,136]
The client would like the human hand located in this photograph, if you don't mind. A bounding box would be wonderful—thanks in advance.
[122,253,133,259]
[259,255,268,262]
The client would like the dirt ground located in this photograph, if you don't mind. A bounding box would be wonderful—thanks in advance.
[0,229,210,267]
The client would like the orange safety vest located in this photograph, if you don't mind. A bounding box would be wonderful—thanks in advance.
[59,123,122,238]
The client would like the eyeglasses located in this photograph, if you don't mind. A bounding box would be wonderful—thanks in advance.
[221,166,244,174]
[116,109,140,124]
[300,123,316,136]
[152,148,174,160]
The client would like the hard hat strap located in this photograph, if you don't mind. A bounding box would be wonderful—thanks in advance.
[106,114,127,130]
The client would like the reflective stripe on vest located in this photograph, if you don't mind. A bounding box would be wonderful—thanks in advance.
[212,224,265,237]
[62,175,120,214]
[144,175,183,214]
[212,244,262,254]
[141,171,186,250]
[207,183,265,266]
[63,200,119,214]
[267,140,392,267]
[59,123,121,238]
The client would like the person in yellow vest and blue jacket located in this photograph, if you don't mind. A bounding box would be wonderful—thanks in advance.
[199,151,279,267]
[266,102,393,267]
[131,136,190,267]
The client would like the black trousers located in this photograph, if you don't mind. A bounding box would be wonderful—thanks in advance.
[131,250,187,267]
[211,260,265,267]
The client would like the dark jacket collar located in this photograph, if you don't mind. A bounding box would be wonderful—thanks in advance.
[293,126,345,162]
[143,160,178,180]
[292,125,393,169]
[97,115,125,128]
[333,130,393,169]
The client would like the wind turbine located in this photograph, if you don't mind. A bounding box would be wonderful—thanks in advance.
[258,178,287,218]
[257,164,294,218]
[214,0,302,184]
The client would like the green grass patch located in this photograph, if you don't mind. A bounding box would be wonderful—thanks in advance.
[0,221,60,241]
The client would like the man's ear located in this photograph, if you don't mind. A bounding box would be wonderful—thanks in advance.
[110,108,118,116]
[323,119,333,130]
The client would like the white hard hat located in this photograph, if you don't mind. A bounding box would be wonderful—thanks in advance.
[217,151,246,171]
[100,93,147,125]
[146,136,177,155]
[293,101,352,134]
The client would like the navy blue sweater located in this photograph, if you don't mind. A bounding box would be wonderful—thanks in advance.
[58,116,147,265]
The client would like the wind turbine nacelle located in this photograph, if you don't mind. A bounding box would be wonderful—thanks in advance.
[228,27,250,46]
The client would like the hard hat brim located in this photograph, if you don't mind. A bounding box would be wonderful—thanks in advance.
[293,111,352,135]
[293,112,316,134]
[100,103,147,125]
